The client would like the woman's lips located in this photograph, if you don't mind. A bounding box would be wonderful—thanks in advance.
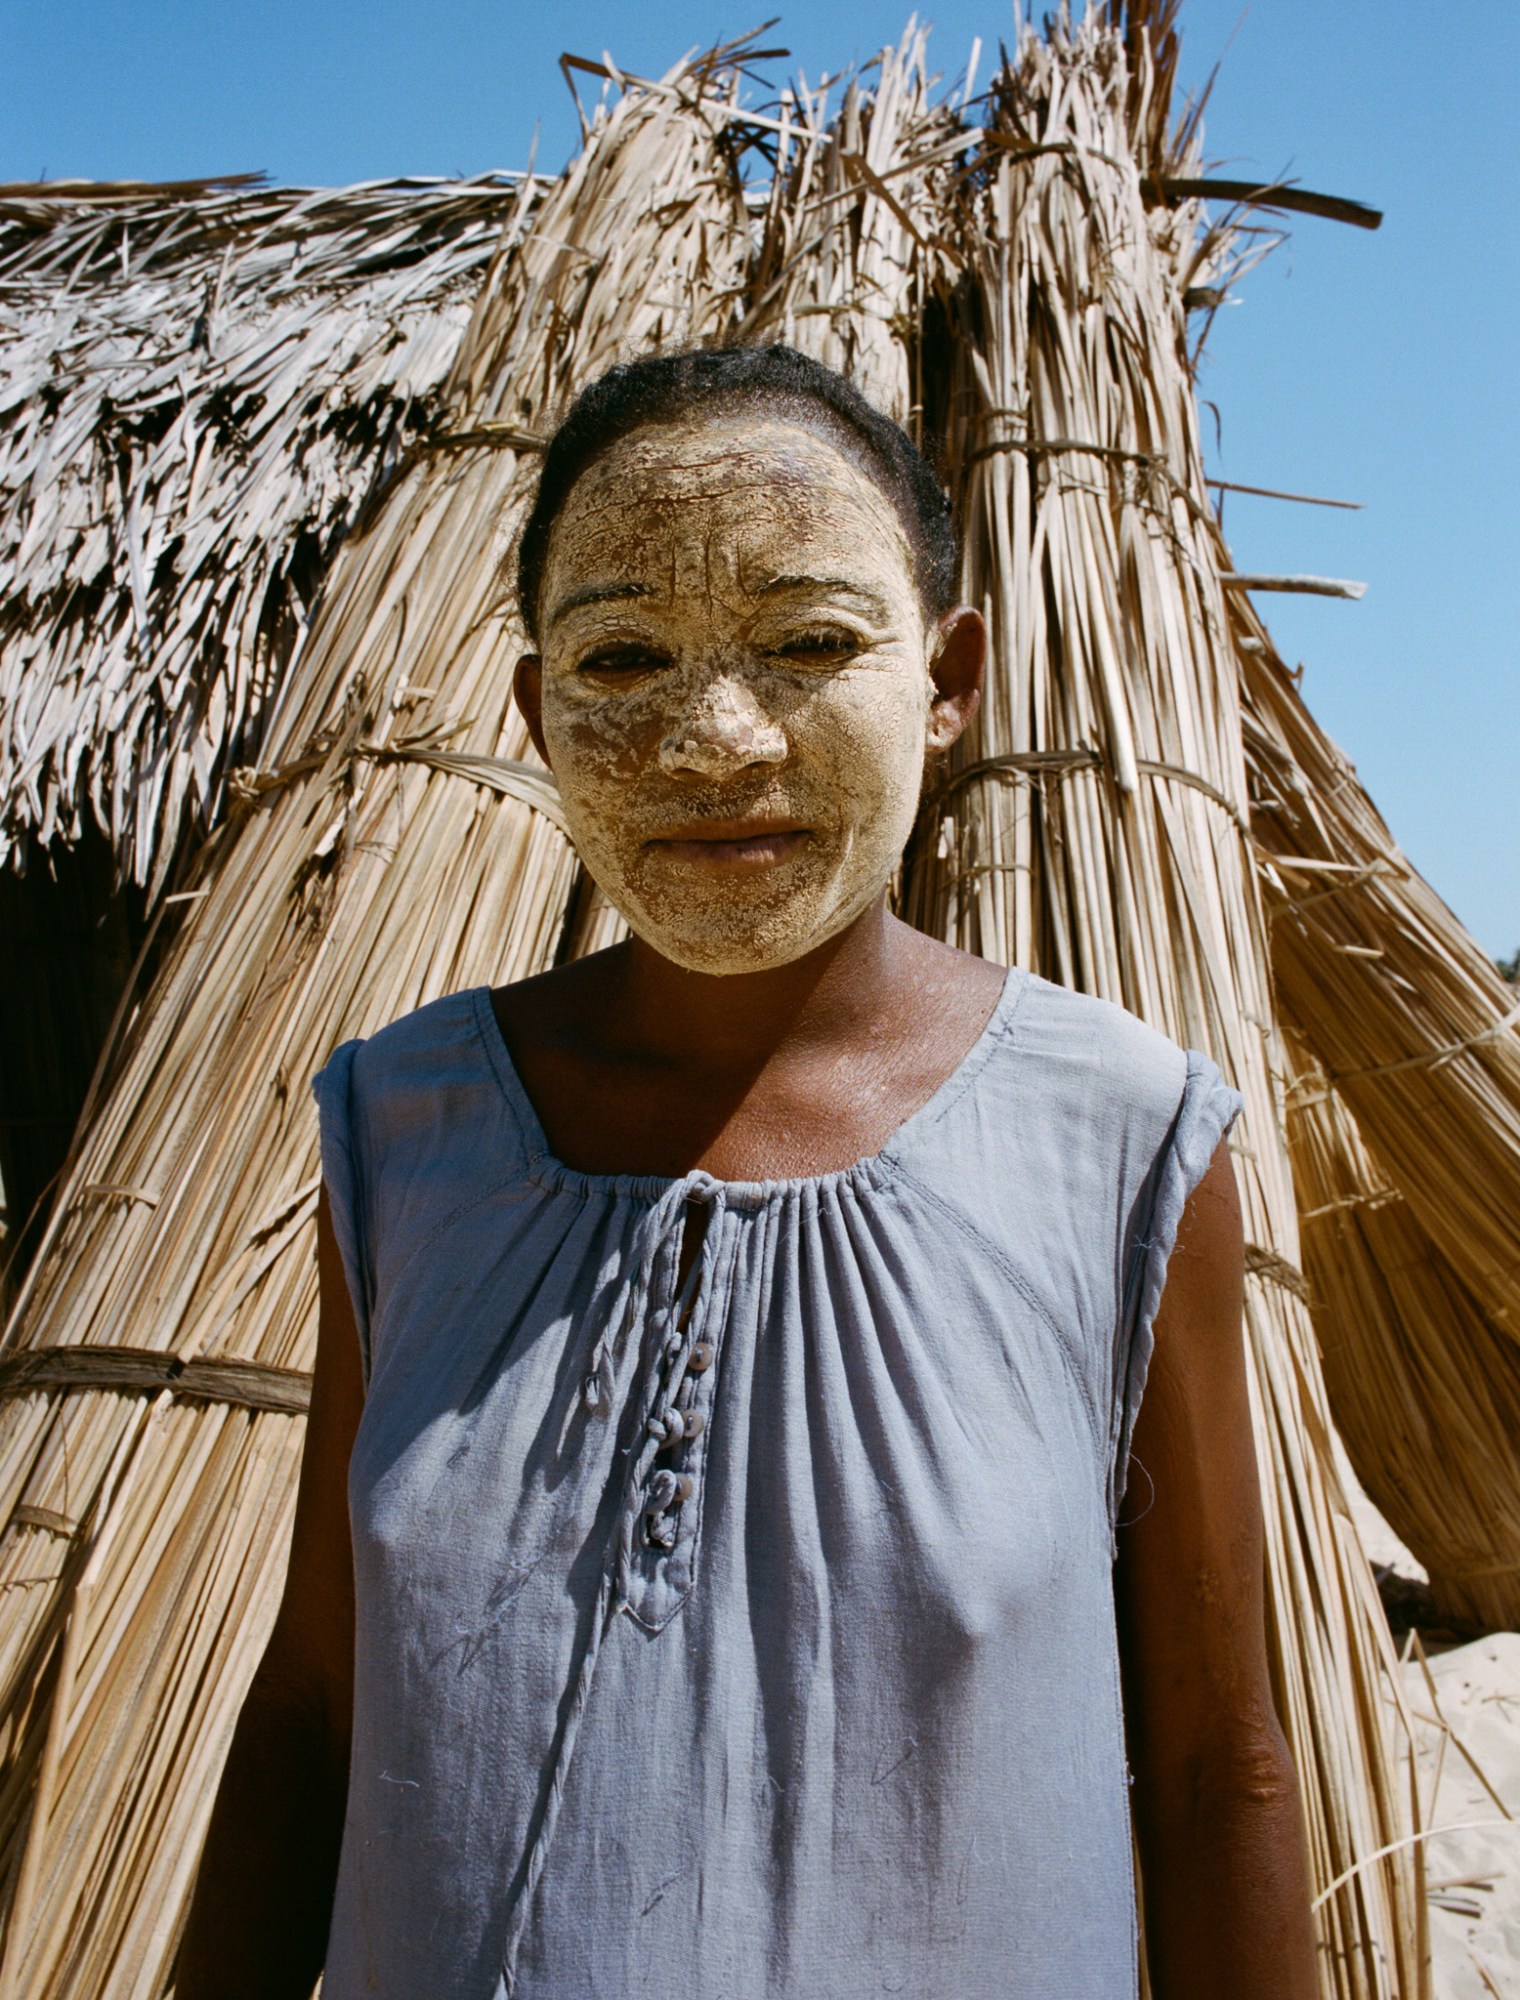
[648,823,811,866]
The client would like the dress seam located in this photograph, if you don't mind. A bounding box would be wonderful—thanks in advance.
[895,964,1029,1146]
[373,1174,544,1327]
[890,1161,1108,1459]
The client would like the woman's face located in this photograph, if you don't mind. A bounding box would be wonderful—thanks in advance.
[523,413,974,976]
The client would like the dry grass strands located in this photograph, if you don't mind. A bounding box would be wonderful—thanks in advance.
[1234,595,1520,1637]
[1241,620,1520,1347]
[896,14,1421,1992]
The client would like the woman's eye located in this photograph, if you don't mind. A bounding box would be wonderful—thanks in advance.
[576,647,667,682]
[770,630,862,664]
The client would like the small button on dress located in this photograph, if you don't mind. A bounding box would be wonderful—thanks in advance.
[313,969,1239,2000]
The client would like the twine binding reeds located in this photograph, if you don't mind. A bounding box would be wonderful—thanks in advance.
[0,1348,311,1417]
[934,748,1249,833]
[226,734,569,834]
[1329,996,1520,1083]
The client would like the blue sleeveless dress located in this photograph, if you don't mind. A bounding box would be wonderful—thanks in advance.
[312,968,1239,1999]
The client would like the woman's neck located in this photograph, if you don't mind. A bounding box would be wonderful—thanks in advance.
[491,905,1006,1183]
[613,899,906,1071]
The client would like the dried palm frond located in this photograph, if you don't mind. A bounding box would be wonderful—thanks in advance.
[0,172,543,891]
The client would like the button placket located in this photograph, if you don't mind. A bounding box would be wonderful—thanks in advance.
[577,1226,673,1427]
[617,1179,731,1629]
[496,1177,737,1992]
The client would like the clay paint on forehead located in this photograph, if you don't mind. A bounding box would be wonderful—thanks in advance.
[543,418,918,618]
[535,416,945,976]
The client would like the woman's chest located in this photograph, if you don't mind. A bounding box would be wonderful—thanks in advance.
[349,1186,1108,1649]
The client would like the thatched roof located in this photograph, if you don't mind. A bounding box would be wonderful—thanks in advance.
[0,170,538,888]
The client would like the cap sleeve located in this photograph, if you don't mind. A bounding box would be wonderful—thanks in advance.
[1110,1049,1243,1540]
[312,1039,373,1385]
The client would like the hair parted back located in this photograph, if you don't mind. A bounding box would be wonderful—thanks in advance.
[515,344,958,643]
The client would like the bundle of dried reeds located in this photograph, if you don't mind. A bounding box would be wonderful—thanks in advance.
[1240,616,1520,1346]
[1225,589,1520,1632]
[0,13,1434,1999]
[0,172,540,890]
[1283,1028,1520,1633]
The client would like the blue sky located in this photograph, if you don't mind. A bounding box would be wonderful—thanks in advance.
[6,1,1516,956]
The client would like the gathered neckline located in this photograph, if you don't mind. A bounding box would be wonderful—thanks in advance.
[468,967,1025,1207]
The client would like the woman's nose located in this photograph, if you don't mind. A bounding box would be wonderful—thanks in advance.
[657,675,788,780]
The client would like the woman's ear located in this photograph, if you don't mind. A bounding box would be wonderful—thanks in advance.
[514,655,550,767]
[926,606,986,753]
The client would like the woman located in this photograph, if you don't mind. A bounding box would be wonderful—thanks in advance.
[180,345,1317,1999]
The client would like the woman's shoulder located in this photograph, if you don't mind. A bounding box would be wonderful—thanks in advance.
[314,985,527,1167]
[320,986,498,1100]
[1002,970,1200,1121]
[900,966,1230,1227]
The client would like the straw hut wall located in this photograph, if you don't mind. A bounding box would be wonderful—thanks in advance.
[0,4,1516,1992]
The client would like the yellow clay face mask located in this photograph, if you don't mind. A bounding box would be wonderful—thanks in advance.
[534,415,948,976]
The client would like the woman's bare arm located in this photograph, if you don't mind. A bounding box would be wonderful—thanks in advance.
[176,1188,363,1999]
[1115,1141,1318,2000]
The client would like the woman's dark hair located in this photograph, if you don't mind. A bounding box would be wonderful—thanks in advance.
[515,344,958,643]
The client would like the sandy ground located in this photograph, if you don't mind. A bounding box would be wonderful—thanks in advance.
[1339,1449,1520,1997]
[1404,1630,1520,1999]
